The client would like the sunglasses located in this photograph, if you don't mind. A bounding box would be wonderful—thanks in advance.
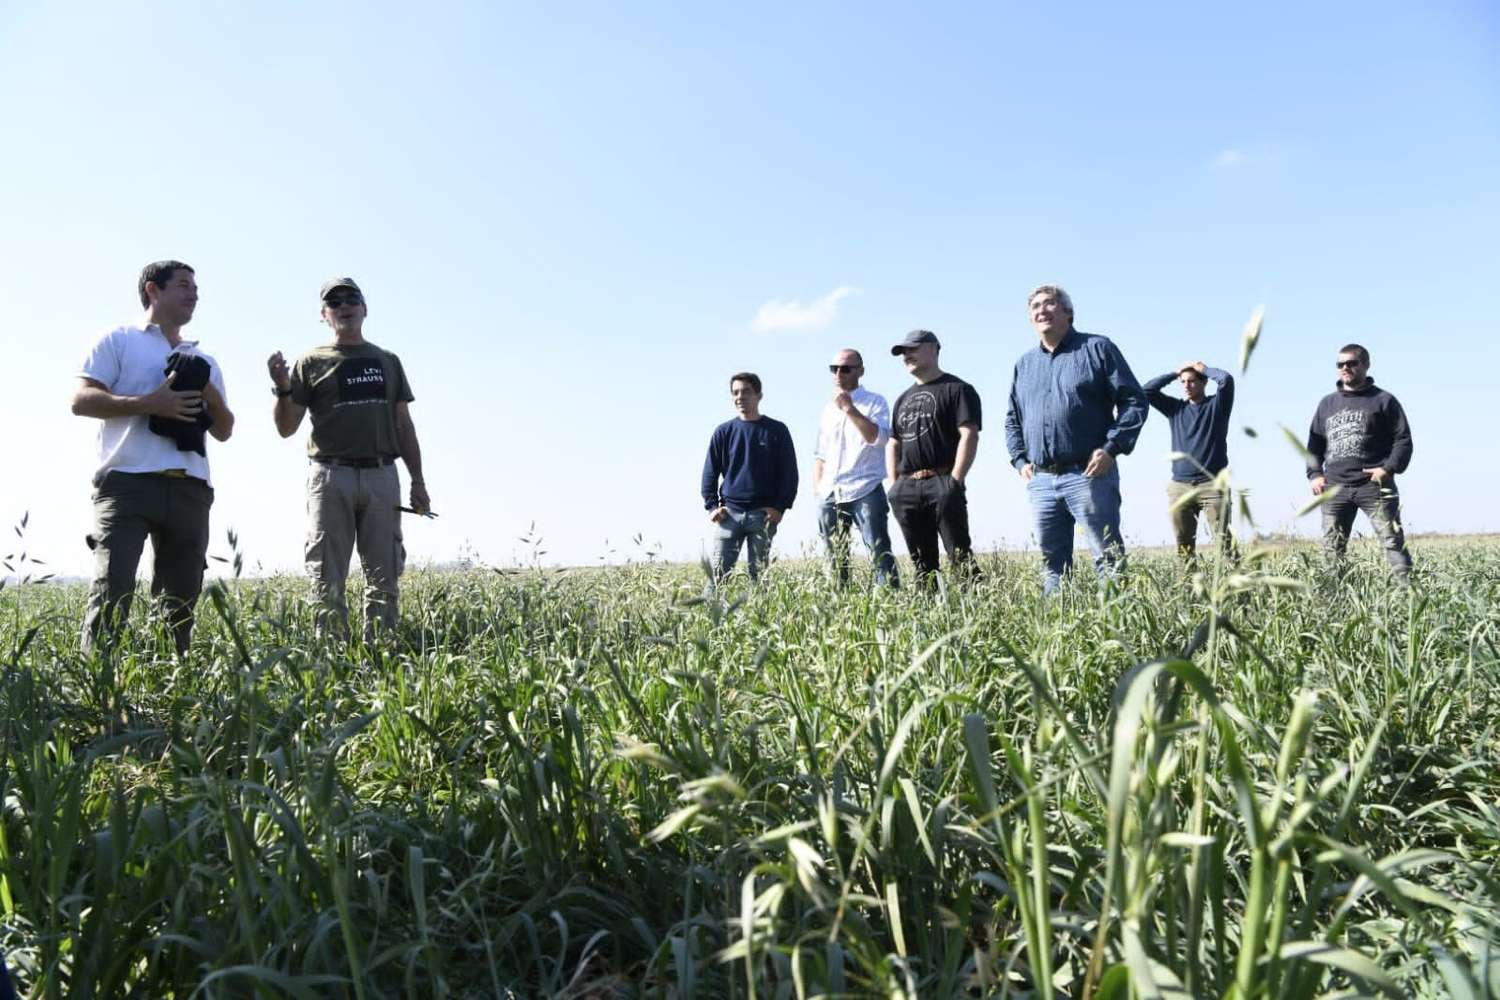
[1335,359,1362,369]
[324,294,364,308]
[898,347,922,356]
[829,364,859,373]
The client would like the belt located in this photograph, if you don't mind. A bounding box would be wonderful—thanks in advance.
[1034,460,1086,475]
[149,468,191,479]
[902,466,952,480]
[314,456,395,469]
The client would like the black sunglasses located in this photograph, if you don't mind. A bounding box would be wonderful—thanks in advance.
[829,364,858,373]
[324,294,365,308]
[1335,358,1362,369]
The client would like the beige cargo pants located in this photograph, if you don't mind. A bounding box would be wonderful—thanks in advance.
[305,461,405,642]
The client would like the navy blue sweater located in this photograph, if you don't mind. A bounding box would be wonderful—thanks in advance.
[700,416,799,511]
[1143,367,1234,481]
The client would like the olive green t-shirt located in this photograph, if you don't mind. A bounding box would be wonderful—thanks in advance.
[288,341,415,460]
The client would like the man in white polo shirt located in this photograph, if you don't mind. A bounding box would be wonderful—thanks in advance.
[813,348,898,587]
[71,260,234,655]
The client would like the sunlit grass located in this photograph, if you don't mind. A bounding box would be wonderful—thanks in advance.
[1,537,1497,997]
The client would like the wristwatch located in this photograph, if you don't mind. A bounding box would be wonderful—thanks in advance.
[272,386,292,398]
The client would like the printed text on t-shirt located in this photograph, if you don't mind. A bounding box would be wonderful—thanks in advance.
[336,359,387,406]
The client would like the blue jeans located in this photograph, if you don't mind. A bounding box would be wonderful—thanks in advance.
[817,489,898,587]
[708,507,777,584]
[1026,467,1125,594]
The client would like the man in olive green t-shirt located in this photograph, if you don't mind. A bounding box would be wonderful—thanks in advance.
[267,277,431,641]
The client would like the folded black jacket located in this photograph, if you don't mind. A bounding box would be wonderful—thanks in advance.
[148,352,215,456]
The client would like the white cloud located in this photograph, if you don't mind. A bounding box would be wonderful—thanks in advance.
[1214,148,1249,168]
[750,286,859,333]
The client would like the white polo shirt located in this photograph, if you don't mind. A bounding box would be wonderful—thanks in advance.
[77,324,228,486]
[813,385,891,502]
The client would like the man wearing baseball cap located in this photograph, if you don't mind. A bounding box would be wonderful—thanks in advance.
[885,329,983,588]
[267,278,430,642]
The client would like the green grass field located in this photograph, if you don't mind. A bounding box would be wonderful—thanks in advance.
[1,538,1496,997]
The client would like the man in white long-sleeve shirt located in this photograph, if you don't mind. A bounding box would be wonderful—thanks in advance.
[812,349,898,587]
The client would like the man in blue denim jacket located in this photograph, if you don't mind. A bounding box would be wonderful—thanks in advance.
[1004,285,1148,593]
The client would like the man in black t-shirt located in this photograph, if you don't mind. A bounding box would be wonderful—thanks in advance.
[885,329,982,588]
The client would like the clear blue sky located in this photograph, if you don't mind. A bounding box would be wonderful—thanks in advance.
[3,1,1497,577]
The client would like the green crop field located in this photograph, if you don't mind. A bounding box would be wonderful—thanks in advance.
[1,538,1496,998]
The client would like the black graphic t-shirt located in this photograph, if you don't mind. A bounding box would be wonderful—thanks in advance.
[289,341,415,460]
[892,373,982,475]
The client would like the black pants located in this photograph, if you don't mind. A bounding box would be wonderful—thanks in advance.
[82,472,213,656]
[887,474,974,587]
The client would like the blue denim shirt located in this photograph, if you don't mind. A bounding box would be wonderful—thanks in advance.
[1004,329,1148,470]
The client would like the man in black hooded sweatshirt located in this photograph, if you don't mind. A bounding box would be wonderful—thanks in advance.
[1305,344,1413,582]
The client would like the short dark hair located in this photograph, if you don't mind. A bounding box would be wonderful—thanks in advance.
[1338,343,1370,364]
[729,372,762,394]
[138,260,194,308]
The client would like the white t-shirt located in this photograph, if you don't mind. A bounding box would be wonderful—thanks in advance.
[813,385,890,502]
[77,324,228,486]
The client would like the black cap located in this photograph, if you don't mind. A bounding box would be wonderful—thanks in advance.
[319,277,362,300]
[890,329,940,355]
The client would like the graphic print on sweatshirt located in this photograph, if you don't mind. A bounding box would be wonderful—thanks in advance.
[1325,408,1368,461]
[896,390,939,441]
[335,358,388,407]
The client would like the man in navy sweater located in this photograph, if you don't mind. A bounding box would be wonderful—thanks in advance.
[1143,361,1235,560]
[700,372,799,586]
[1306,344,1414,583]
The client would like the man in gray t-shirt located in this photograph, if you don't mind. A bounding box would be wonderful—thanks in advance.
[267,277,431,641]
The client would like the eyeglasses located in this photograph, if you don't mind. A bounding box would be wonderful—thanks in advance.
[898,347,922,357]
[829,364,858,373]
[324,294,364,308]
[1335,359,1361,369]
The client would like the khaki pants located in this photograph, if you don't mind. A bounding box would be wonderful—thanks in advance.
[1166,478,1233,560]
[305,461,405,642]
[82,471,213,656]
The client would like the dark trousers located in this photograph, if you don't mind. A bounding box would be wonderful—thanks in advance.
[82,471,213,656]
[887,474,973,587]
[1321,478,1412,581]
